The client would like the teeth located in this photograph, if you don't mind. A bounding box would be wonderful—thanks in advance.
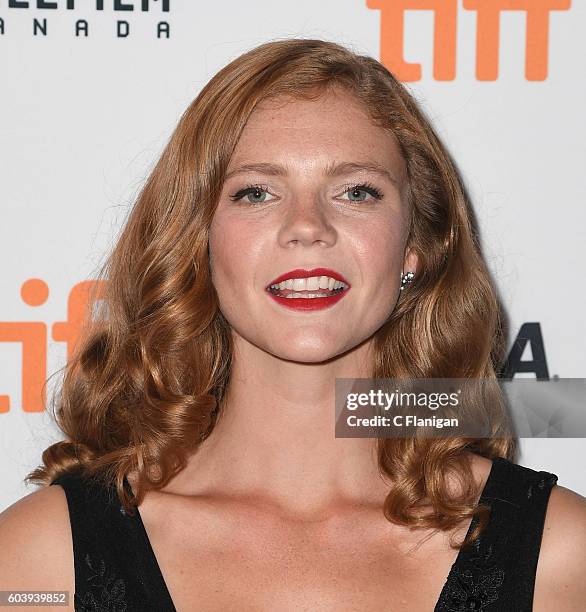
[292,278,307,291]
[306,277,320,291]
[269,275,348,292]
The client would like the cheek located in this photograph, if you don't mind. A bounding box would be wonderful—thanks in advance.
[208,215,261,292]
[352,220,406,282]
[208,216,235,289]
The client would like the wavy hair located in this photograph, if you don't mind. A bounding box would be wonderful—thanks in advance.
[27,38,515,550]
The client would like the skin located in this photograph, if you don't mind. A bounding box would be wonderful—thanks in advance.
[0,88,585,611]
[199,87,419,516]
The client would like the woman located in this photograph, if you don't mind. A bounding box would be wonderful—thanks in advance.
[1,38,584,611]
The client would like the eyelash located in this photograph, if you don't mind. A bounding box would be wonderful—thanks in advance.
[228,182,384,204]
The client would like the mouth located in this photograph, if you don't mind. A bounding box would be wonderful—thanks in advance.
[265,267,351,303]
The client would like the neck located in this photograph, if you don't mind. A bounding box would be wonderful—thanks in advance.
[176,332,393,518]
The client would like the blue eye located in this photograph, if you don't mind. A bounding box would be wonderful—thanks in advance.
[341,184,384,202]
[229,185,274,205]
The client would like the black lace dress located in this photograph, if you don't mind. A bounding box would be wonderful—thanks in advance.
[51,456,558,611]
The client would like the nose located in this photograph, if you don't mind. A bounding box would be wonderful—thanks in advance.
[277,195,337,248]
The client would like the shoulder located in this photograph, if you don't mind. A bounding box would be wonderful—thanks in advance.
[533,482,586,611]
[0,483,74,603]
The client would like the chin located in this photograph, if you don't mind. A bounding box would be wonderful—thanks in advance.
[268,338,354,364]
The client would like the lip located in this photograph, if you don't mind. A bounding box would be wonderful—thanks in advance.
[267,267,351,288]
[265,267,351,312]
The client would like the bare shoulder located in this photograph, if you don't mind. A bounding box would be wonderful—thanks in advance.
[0,484,74,610]
[465,451,494,488]
[534,483,586,611]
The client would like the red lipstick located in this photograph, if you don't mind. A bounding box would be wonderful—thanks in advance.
[266,267,351,311]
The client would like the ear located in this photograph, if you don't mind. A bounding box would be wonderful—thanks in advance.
[402,245,418,275]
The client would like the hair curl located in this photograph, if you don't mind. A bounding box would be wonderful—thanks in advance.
[27,38,516,551]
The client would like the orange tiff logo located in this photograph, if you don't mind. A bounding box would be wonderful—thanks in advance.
[366,0,572,80]
[0,278,104,413]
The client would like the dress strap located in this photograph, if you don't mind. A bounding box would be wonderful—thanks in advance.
[435,457,558,611]
[51,471,175,611]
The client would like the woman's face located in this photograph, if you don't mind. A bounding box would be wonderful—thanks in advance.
[209,87,418,363]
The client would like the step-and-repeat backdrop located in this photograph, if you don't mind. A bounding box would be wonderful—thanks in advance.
[1,1,584,510]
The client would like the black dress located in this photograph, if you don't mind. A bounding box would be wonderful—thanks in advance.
[50,456,558,611]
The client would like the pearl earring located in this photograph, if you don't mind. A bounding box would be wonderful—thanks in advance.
[400,271,415,291]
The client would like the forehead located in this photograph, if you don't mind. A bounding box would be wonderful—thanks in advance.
[229,89,406,181]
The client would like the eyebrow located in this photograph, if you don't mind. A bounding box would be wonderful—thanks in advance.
[224,161,400,186]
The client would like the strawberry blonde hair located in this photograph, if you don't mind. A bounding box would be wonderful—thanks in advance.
[28,38,515,549]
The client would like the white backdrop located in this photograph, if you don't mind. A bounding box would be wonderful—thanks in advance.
[1,0,584,511]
